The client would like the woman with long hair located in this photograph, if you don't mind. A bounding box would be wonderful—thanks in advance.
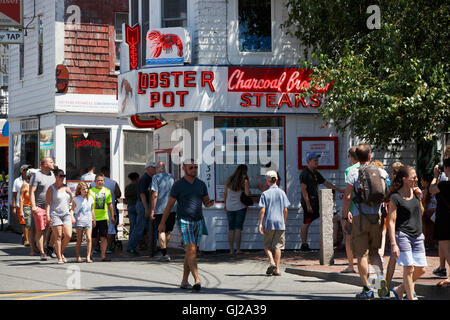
[388,165,426,300]
[224,164,250,255]
[45,169,74,264]
[72,182,96,263]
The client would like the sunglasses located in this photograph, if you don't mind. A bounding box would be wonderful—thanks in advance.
[58,174,66,178]
[188,166,198,170]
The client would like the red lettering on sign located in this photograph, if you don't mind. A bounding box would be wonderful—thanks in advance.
[176,91,188,107]
[138,72,148,94]
[240,93,251,107]
[125,24,140,70]
[160,72,170,88]
[162,91,174,107]
[201,71,215,92]
[171,71,183,87]
[150,92,160,108]
[184,71,196,87]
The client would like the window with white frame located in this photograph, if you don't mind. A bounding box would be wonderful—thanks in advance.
[238,0,272,52]
[214,116,285,202]
[123,130,153,183]
[161,0,187,27]
[115,12,129,68]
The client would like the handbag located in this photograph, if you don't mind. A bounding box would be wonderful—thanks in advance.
[240,192,253,206]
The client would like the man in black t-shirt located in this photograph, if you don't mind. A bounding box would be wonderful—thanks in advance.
[430,158,450,286]
[299,153,344,251]
[127,160,156,255]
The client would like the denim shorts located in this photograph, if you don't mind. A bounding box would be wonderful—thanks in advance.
[226,208,247,230]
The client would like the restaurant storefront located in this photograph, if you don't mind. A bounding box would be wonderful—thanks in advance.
[119,51,348,250]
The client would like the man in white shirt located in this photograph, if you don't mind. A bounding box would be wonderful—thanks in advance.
[81,164,96,181]
[12,164,31,245]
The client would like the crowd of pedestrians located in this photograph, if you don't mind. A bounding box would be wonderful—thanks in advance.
[8,143,450,298]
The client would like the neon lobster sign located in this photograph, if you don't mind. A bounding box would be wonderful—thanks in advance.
[125,24,140,70]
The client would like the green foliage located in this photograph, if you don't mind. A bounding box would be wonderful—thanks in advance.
[282,0,449,150]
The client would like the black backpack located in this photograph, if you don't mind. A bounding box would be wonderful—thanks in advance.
[354,164,388,225]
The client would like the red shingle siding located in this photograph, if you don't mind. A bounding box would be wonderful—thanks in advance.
[64,23,117,95]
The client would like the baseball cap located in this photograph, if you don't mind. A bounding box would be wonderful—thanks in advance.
[20,164,31,172]
[265,170,278,180]
[145,160,156,168]
[306,153,321,161]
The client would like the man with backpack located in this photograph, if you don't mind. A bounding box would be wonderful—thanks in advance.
[342,142,389,299]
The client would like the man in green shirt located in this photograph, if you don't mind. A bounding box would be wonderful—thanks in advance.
[340,146,360,273]
[89,174,115,261]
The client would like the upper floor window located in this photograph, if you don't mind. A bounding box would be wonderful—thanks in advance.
[238,0,271,52]
[38,16,43,75]
[162,0,187,27]
[114,12,129,68]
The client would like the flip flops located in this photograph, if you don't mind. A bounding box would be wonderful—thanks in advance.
[340,267,356,274]
[180,283,193,290]
[437,279,450,287]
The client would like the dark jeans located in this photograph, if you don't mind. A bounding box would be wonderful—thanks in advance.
[127,200,146,251]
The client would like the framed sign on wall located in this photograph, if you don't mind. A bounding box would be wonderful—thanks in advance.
[298,137,338,170]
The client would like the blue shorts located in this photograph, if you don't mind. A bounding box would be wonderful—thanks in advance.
[226,208,247,230]
[177,218,205,247]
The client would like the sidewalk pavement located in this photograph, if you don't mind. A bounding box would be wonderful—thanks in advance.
[247,248,450,300]
[2,228,449,300]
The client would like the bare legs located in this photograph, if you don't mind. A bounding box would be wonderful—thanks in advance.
[52,224,72,263]
[181,244,200,287]
[264,247,281,274]
[228,229,242,254]
[76,228,93,262]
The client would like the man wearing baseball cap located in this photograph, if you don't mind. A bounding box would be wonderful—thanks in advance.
[127,160,156,255]
[299,153,344,251]
[258,170,290,276]
[12,164,31,245]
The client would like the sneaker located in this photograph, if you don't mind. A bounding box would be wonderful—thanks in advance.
[377,277,389,298]
[127,249,139,256]
[47,247,57,258]
[160,255,171,262]
[40,253,47,261]
[300,243,311,252]
[433,267,447,277]
[356,288,374,300]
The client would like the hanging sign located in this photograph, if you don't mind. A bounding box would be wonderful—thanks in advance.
[125,24,140,70]
[145,27,191,66]
[0,0,23,28]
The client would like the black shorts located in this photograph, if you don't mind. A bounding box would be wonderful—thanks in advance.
[301,200,320,224]
[155,212,176,233]
[92,220,108,238]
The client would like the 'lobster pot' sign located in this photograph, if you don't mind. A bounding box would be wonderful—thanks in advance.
[146,27,191,66]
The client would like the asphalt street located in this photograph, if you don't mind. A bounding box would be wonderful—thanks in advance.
[0,231,359,301]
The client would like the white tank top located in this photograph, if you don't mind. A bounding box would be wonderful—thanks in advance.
[226,188,246,211]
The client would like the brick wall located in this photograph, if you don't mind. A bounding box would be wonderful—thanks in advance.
[64,23,117,95]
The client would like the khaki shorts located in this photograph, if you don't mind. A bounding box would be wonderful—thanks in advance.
[263,230,285,249]
[351,214,382,258]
